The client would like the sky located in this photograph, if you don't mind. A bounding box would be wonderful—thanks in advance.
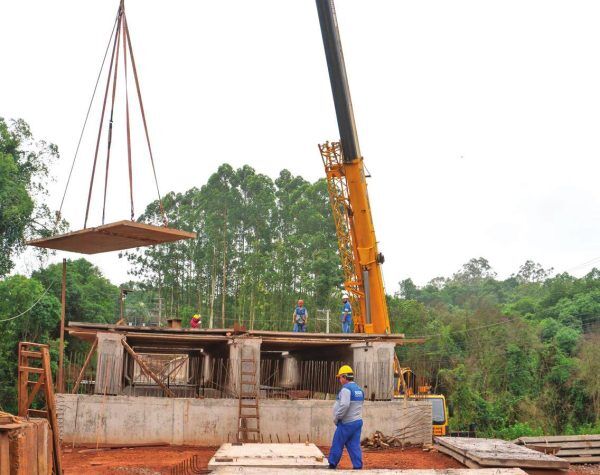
[3,0,600,290]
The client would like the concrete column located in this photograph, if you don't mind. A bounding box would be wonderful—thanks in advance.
[227,338,261,397]
[351,342,395,400]
[280,353,301,389]
[95,332,124,395]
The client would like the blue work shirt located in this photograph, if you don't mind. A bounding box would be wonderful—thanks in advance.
[333,381,364,424]
[341,302,352,322]
[294,306,307,323]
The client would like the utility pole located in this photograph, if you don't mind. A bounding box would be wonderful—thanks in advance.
[57,258,66,393]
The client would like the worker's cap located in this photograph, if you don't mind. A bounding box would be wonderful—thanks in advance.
[342,294,349,300]
[192,314,201,320]
[336,364,354,377]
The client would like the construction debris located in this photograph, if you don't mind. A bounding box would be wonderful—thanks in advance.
[515,434,600,464]
[361,431,405,449]
[434,436,569,470]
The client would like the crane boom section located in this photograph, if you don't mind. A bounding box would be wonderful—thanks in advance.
[316,0,390,334]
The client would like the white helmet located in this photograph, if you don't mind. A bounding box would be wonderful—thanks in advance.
[342,293,349,300]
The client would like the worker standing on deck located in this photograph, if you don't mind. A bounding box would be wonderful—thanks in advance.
[341,294,352,333]
[190,314,202,329]
[292,299,308,332]
[328,365,364,470]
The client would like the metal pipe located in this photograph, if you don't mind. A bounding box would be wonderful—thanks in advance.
[315,0,361,162]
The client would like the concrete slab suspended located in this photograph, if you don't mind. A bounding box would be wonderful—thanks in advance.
[210,468,528,474]
[207,443,329,469]
[27,220,196,254]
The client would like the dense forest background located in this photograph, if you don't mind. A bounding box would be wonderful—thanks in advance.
[1,118,599,438]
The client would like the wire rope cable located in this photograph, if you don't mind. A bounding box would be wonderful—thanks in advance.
[57,10,120,223]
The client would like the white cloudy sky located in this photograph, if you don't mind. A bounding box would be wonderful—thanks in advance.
[3,0,600,289]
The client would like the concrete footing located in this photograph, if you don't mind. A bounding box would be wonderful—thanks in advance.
[55,394,432,446]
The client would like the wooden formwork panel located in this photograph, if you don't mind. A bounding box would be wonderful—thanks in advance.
[27,220,196,254]
[0,418,52,475]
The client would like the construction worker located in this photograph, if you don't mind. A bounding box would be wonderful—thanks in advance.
[341,294,352,333]
[328,365,364,470]
[292,299,308,332]
[190,314,202,329]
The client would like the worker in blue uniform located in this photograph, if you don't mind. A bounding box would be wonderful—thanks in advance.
[328,365,364,470]
[341,294,352,333]
[292,299,308,332]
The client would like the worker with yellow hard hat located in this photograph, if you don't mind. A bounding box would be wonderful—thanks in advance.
[328,364,364,469]
[190,313,202,329]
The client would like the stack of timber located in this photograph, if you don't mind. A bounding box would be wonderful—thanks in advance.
[0,411,53,475]
[434,436,569,470]
[515,434,600,464]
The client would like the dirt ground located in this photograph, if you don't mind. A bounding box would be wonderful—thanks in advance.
[62,444,599,474]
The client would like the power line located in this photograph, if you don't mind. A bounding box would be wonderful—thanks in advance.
[0,280,55,323]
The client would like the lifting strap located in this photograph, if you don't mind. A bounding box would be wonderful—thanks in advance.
[84,0,168,228]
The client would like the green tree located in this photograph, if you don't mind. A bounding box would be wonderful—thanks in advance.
[0,276,60,412]
[0,118,63,276]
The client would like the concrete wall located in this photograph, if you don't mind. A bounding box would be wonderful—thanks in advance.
[56,394,431,446]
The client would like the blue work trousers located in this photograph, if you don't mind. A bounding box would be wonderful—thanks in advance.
[328,419,363,469]
[293,322,306,332]
[342,318,352,333]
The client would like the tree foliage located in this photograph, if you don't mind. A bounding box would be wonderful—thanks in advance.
[0,118,63,277]
[126,164,342,330]
[392,260,600,436]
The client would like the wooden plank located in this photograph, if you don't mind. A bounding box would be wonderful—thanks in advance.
[562,455,600,464]
[27,220,196,254]
[557,448,600,456]
[40,347,63,475]
[32,418,50,475]
[0,432,9,475]
[525,441,600,449]
[517,435,600,444]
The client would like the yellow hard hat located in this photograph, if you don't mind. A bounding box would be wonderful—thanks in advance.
[192,314,201,320]
[336,365,354,377]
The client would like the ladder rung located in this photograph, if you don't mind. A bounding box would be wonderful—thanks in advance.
[240,393,257,397]
[20,366,44,374]
[27,380,45,386]
[239,428,260,433]
[240,403,258,408]
[241,371,255,375]
[28,409,48,417]
[240,415,259,419]
[21,351,43,359]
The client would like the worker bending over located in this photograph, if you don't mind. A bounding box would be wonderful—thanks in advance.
[328,365,364,470]
[341,294,352,333]
[292,299,308,332]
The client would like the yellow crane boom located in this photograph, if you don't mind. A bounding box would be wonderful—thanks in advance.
[315,0,390,334]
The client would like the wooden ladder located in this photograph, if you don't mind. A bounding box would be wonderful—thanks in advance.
[18,342,63,474]
[237,357,260,442]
